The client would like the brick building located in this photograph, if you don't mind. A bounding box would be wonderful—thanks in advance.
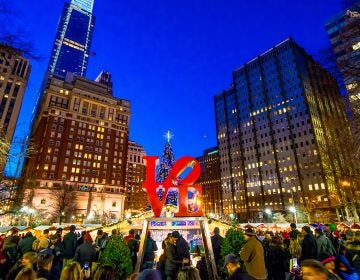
[22,72,130,223]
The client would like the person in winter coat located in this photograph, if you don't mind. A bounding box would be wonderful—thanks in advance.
[240,228,267,280]
[49,234,64,278]
[62,225,77,267]
[6,251,37,280]
[142,231,158,270]
[172,231,190,264]
[3,235,20,277]
[346,231,360,276]
[165,235,182,280]
[37,253,57,280]
[266,235,287,280]
[336,245,359,280]
[319,254,341,280]
[0,234,7,279]
[315,228,336,260]
[95,229,108,261]
[128,234,140,271]
[300,226,317,261]
[224,253,255,280]
[74,231,96,274]
[211,227,224,270]
[18,232,36,255]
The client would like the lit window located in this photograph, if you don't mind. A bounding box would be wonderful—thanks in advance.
[352,42,360,50]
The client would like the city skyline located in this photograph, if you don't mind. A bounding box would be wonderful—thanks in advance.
[8,0,346,176]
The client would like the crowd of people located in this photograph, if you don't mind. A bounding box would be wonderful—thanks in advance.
[0,222,358,280]
[0,225,129,280]
[219,223,360,280]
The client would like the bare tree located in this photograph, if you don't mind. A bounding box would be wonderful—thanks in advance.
[0,0,41,60]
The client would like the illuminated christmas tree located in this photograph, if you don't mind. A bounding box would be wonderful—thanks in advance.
[156,131,178,207]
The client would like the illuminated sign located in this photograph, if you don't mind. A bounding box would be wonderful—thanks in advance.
[142,156,203,217]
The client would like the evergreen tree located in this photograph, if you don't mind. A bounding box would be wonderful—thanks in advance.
[156,133,178,207]
[220,224,245,259]
[100,235,132,278]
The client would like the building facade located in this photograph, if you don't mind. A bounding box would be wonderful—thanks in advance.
[196,147,222,218]
[215,38,358,223]
[326,3,360,144]
[0,46,30,174]
[22,72,130,224]
[0,46,30,142]
[124,141,147,213]
[48,0,95,77]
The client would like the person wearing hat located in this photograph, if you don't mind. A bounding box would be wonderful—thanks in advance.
[74,231,96,278]
[223,253,254,280]
[240,228,266,280]
[172,231,190,267]
[62,224,77,267]
[301,226,317,261]
[320,253,341,280]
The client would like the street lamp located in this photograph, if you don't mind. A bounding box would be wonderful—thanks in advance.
[264,208,272,223]
[20,207,34,226]
[289,206,298,224]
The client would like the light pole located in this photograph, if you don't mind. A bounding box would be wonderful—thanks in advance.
[289,206,298,224]
[264,208,272,223]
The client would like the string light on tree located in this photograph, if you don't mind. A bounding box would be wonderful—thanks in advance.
[156,131,178,207]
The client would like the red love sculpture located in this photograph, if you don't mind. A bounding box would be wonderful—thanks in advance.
[142,156,203,217]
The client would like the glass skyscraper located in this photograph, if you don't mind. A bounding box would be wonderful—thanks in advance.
[48,0,95,76]
[215,38,358,223]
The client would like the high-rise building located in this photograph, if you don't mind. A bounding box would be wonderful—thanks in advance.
[22,72,130,223]
[48,0,95,77]
[325,3,360,142]
[124,141,147,212]
[0,46,30,172]
[196,147,222,218]
[215,38,358,223]
[0,46,30,142]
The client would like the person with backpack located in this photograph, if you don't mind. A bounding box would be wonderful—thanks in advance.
[62,225,77,267]
[142,231,158,270]
[315,228,336,260]
[128,234,140,271]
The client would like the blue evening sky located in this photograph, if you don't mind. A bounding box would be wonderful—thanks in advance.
[7,0,345,175]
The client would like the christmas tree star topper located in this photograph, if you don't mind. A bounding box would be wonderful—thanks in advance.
[163,130,174,143]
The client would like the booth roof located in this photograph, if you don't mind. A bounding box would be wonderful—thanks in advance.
[0,226,31,233]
